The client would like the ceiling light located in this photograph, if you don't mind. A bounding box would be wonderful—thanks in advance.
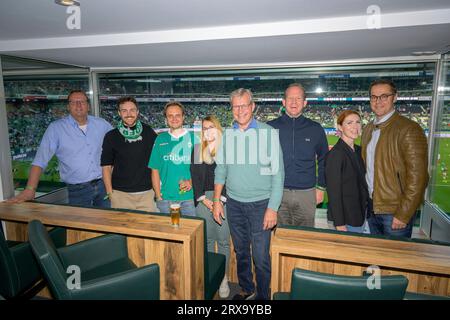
[55,0,80,6]
[411,51,436,56]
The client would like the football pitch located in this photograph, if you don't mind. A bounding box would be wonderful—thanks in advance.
[12,156,62,192]
[431,137,450,213]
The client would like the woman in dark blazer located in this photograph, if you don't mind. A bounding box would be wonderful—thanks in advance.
[325,110,369,233]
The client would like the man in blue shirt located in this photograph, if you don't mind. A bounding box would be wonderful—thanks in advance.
[7,90,113,207]
[268,83,328,227]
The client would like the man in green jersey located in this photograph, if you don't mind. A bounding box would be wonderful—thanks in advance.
[149,102,196,216]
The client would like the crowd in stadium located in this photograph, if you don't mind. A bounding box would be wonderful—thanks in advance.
[3,75,439,161]
[4,80,89,96]
[4,75,433,98]
[7,99,432,161]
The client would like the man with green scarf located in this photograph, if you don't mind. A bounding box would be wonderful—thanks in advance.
[101,96,158,212]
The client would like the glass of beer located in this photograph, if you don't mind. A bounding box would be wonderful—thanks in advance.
[170,203,181,227]
[178,177,187,195]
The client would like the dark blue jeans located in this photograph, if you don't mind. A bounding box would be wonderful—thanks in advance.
[66,179,110,208]
[227,197,271,300]
[367,213,415,238]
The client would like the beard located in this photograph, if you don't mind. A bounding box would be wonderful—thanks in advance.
[124,117,137,126]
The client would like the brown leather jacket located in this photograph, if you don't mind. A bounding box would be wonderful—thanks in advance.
[361,112,429,224]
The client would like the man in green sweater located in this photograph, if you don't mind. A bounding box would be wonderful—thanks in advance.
[213,88,284,300]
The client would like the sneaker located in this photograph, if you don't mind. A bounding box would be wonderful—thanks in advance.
[232,291,256,300]
[218,276,230,298]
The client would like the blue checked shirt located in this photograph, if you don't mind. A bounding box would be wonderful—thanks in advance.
[32,115,113,184]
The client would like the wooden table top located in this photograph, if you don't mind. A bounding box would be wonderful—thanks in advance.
[0,202,203,242]
[273,227,450,275]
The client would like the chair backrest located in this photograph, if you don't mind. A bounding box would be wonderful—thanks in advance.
[290,268,408,300]
[0,227,43,298]
[28,220,70,299]
[0,231,23,298]
[1,223,67,299]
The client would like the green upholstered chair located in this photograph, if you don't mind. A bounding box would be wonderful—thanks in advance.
[194,216,225,300]
[68,206,226,300]
[204,251,226,300]
[0,225,66,299]
[273,268,408,300]
[27,219,160,300]
[121,208,226,300]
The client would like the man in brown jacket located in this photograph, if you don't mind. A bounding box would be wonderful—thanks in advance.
[361,79,428,238]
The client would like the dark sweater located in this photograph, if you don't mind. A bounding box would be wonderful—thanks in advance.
[268,113,328,189]
[101,123,157,192]
[190,144,226,207]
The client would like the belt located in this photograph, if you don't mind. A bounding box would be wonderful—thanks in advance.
[284,187,315,192]
[67,178,102,186]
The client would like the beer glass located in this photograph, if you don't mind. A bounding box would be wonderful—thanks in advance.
[179,177,187,194]
[170,203,181,227]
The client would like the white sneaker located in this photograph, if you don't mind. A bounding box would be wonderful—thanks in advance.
[219,276,230,298]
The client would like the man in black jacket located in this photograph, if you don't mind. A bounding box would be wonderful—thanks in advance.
[101,96,158,212]
[268,83,328,227]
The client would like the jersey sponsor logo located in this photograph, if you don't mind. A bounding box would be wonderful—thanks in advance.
[163,153,190,163]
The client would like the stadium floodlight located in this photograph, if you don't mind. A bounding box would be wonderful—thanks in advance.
[315,87,324,94]
[55,0,80,6]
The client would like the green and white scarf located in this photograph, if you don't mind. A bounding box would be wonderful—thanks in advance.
[118,120,143,142]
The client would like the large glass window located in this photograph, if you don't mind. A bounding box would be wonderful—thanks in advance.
[4,75,89,192]
[98,64,434,139]
[429,54,450,215]
[98,63,435,236]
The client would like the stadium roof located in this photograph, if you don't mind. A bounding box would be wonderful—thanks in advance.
[0,0,450,69]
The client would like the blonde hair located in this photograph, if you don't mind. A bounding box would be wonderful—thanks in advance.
[200,115,223,164]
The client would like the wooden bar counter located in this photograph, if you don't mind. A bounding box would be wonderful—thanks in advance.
[271,227,450,296]
[0,202,204,300]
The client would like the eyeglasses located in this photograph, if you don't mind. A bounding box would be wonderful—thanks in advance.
[232,103,252,110]
[370,94,395,102]
[203,126,215,131]
[69,100,88,106]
